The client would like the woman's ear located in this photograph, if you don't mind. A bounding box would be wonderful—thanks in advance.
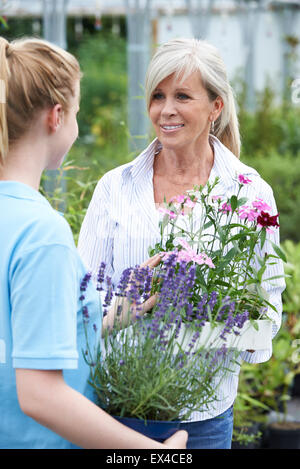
[47,104,64,133]
[213,96,224,120]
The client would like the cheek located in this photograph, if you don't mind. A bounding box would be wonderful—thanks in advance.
[149,103,160,124]
[70,119,79,141]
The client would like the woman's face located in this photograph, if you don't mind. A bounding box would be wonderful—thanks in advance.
[149,71,222,152]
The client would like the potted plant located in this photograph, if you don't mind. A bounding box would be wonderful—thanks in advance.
[82,261,245,441]
[148,175,285,350]
[232,363,270,449]
[80,175,285,441]
[281,240,300,398]
[261,241,300,449]
[234,318,300,448]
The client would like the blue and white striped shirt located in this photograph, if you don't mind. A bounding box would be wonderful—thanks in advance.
[78,136,285,421]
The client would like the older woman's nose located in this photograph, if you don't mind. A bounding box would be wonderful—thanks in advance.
[161,97,177,116]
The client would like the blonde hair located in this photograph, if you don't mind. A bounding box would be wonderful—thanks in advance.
[0,36,81,162]
[145,38,240,158]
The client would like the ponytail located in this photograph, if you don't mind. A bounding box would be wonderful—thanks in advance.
[0,36,81,163]
[0,37,10,162]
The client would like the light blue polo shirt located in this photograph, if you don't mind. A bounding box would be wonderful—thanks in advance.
[0,181,102,449]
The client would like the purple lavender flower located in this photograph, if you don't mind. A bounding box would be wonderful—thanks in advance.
[96,262,106,292]
[103,275,113,313]
[80,272,92,292]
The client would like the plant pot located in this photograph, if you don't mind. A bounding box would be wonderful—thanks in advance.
[266,421,300,449]
[173,320,272,352]
[114,415,181,442]
[292,374,300,397]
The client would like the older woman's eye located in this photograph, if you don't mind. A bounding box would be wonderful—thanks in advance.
[152,92,164,100]
[176,93,190,100]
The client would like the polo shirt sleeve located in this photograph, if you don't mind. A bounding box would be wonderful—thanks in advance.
[10,243,79,370]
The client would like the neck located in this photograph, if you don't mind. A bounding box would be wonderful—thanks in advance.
[0,140,47,191]
[154,138,214,184]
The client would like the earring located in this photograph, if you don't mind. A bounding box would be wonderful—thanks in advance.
[211,120,215,134]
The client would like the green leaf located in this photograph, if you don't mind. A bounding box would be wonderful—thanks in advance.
[260,227,267,249]
[230,195,238,212]
[238,393,270,411]
[237,197,248,207]
[271,242,287,263]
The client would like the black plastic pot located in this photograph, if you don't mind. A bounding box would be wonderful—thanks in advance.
[266,422,300,449]
[292,375,300,397]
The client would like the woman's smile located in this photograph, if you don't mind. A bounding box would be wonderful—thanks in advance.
[160,123,184,133]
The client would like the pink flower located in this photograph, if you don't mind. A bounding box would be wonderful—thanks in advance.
[238,174,252,185]
[238,205,259,222]
[162,239,215,269]
[184,197,196,209]
[212,195,222,202]
[252,198,272,212]
[193,252,215,268]
[178,238,192,251]
[220,202,232,213]
[170,194,196,210]
[158,207,177,219]
[170,194,185,204]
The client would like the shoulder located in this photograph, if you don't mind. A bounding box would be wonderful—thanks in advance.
[21,201,75,253]
[212,136,274,197]
[93,138,158,196]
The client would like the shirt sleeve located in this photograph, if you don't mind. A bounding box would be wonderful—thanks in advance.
[77,174,116,282]
[10,244,80,369]
[240,182,286,364]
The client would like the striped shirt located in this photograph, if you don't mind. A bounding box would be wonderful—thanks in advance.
[78,136,285,421]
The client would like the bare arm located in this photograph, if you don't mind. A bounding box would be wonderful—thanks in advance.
[16,369,187,449]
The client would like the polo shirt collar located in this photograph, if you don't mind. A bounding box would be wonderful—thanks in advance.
[0,181,51,207]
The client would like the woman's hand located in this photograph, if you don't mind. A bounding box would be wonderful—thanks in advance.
[163,430,188,449]
[102,254,162,335]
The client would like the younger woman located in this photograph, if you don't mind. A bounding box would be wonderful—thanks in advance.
[0,36,187,449]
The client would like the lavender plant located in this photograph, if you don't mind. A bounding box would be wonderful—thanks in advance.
[81,259,243,422]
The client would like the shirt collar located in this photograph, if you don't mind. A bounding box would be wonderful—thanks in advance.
[209,135,259,189]
[121,136,259,189]
[122,139,159,184]
[0,181,51,207]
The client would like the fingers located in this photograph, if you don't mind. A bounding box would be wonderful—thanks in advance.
[141,293,158,314]
[140,253,162,269]
[163,430,188,449]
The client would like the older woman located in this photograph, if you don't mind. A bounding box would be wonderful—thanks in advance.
[78,38,285,449]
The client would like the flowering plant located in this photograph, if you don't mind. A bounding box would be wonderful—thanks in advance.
[148,175,285,331]
[80,175,285,424]
[81,261,241,422]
